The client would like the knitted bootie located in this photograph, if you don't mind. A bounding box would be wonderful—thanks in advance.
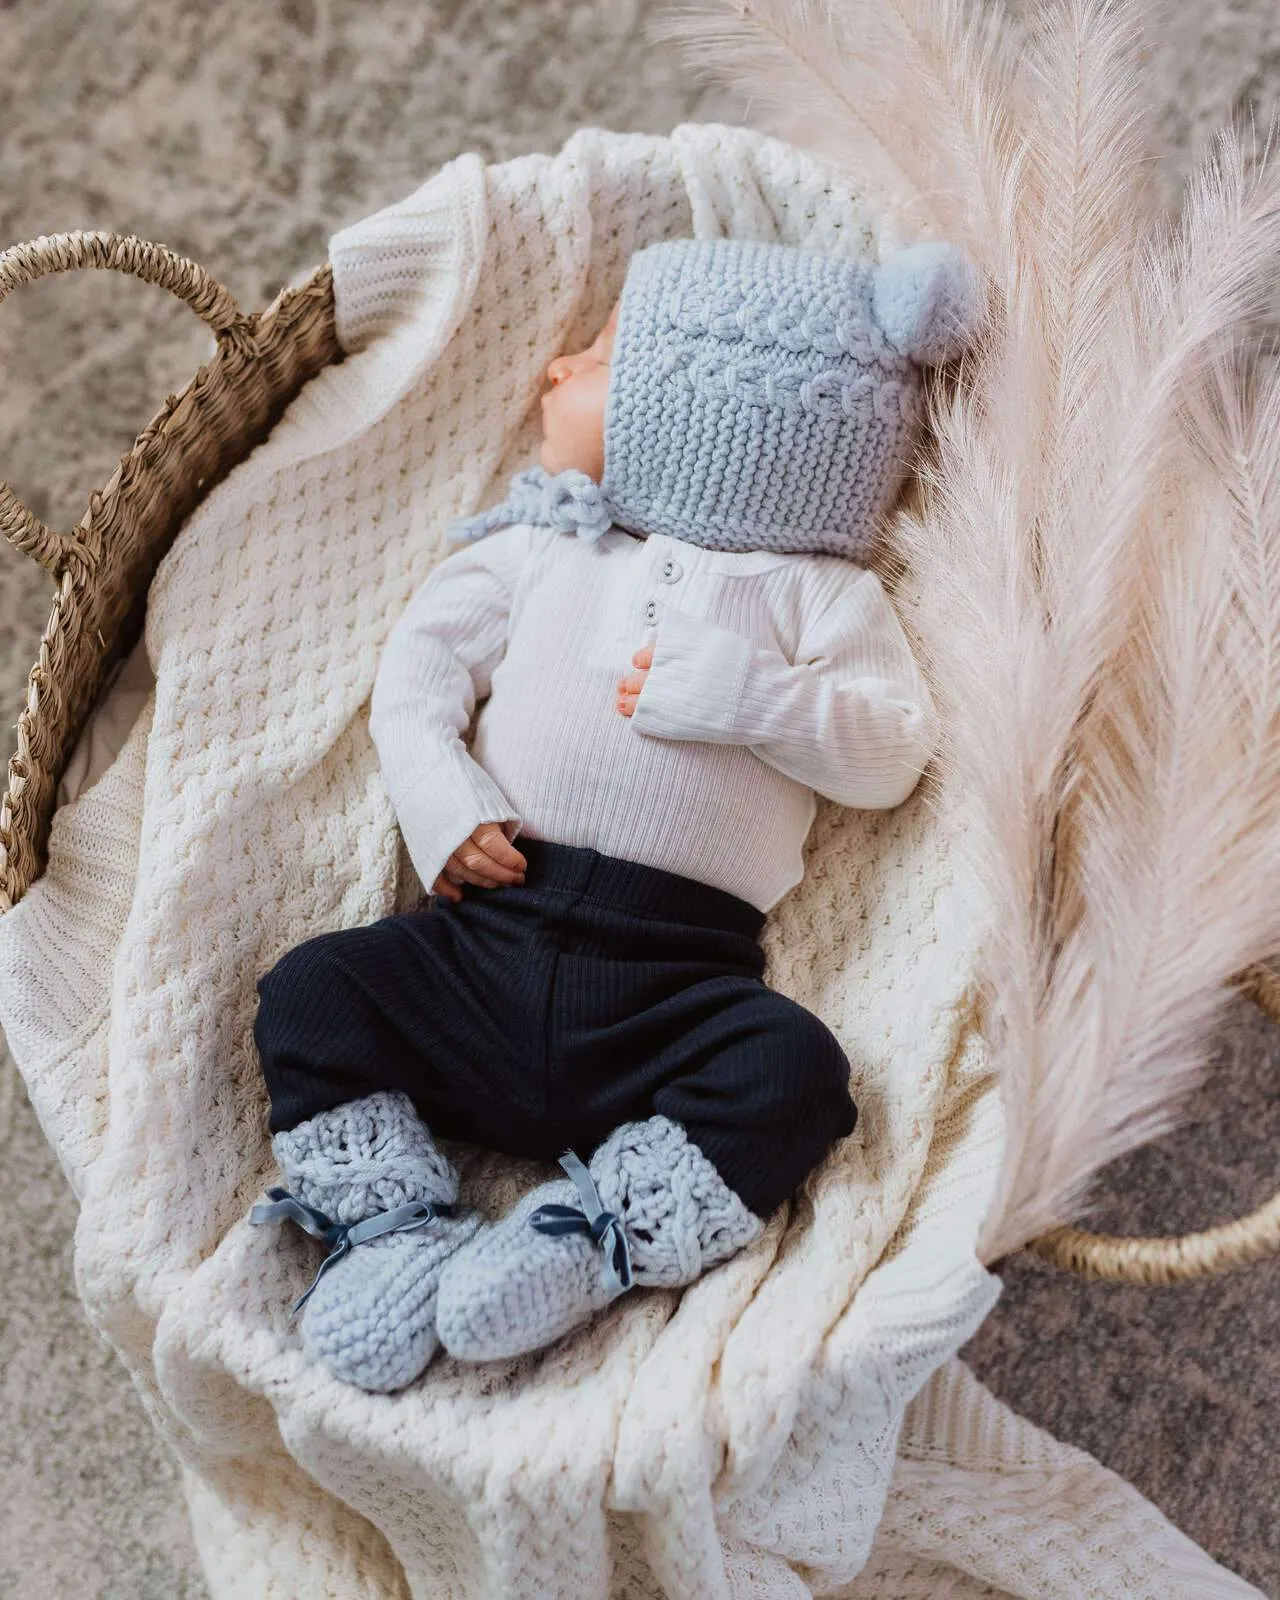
[435,1114,764,1362]
[258,1091,480,1392]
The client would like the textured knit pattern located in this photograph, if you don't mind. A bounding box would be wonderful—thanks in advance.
[0,124,1262,1599]
[298,1214,482,1393]
[436,1115,765,1362]
[449,235,981,562]
[254,838,857,1217]
[0,691,153,1199]
[370,515,938,911]
[448,464,617,547]
[436,1177,619,1360]
[271,1089,458,1227]
[599,236,980,558]
[592,1114,766,1287]
[270,1091,482,1392]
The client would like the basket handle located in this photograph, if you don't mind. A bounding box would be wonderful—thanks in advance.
[0,230,256,575]
[1024,962,1280,1283]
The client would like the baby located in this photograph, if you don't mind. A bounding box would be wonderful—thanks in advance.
[249,235,979,1392]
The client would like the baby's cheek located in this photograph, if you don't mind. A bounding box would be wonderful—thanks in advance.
[541,382,607,479]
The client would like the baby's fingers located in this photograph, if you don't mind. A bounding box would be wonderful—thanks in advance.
[442,852,494,887]
[470,822,527,878]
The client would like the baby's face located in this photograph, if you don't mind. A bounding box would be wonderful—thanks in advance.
[538,299,620,482]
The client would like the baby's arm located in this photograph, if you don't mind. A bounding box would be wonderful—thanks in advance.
[628,568,938,808]
[370,524,530,895]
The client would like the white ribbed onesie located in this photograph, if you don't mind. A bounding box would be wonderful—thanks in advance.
[370,516,937,912]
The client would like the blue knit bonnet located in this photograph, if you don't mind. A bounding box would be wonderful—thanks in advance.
[451,235,982,560]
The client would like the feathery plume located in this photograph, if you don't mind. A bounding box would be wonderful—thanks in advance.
[651,0,1026,265]
[658,0,1280,1263]
[978,120,1280,1257]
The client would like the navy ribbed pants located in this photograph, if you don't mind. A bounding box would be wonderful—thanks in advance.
[253,838,857,1217]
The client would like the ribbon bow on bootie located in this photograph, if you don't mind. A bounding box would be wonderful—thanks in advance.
[249,1186,457,1315]
[528,1150,634,1301]
[448,466,618,546]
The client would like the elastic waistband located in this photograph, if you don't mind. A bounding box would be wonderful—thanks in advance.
[513,838,766,939]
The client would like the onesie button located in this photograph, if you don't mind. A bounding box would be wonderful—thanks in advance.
[643,599,659,623]
[658,558,682,583]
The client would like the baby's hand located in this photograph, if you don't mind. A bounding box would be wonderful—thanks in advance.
[616,646,653,717]
[432,821,526,903]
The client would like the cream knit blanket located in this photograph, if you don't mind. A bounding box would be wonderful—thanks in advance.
[0,123,1259,1599]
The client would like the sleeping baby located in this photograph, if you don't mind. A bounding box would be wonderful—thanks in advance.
[248,235,980,1392]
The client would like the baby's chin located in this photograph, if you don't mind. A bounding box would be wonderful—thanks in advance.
[538,437,576,476]
[538,435,603,482]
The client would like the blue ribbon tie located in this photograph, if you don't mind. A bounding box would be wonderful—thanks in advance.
[448,466,619,547]
[528,1151,634,1301]
[249,1186,457,1316]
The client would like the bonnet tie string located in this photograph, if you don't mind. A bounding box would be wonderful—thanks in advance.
[249,1186,457,1315]
[448,465,618,546]
[528,1151,634,1301]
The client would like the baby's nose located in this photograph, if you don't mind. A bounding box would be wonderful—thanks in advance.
[546,354,574,385]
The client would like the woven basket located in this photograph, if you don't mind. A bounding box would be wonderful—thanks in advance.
[2,230,1277,1287]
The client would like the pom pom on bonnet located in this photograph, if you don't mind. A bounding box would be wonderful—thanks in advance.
[453,234,982,560]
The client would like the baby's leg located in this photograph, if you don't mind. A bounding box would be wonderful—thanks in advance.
[649,982,858,1221]
[437,982,857,1362]
[253,907,530,1140]
[250,908,528,1390]
[262,1087,481,1391]
[436,1112,765,1361]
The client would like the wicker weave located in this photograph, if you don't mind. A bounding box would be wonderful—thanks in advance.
[0,233,340,912]
[0,229,1274,1287]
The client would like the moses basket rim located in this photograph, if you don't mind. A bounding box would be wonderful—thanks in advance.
[2,227,1277,1289]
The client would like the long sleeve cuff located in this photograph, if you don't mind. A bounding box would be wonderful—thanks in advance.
[629,597,937,809]
[630,607,754,743]
[383,741,521,892]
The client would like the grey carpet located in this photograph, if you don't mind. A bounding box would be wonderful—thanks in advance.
[0,2,1276,1596]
